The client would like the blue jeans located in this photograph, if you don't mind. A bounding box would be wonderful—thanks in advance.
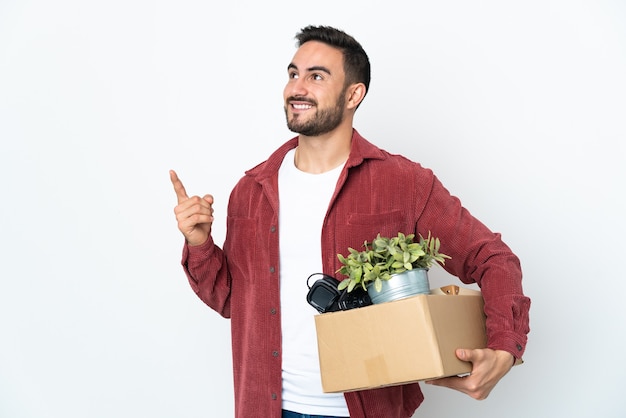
[281,410,349,418]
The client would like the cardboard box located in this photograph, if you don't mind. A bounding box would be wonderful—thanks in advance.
[314,289,487,393]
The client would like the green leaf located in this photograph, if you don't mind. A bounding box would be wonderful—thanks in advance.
[391,261,404,269]
[374,278,382,292]
[373,237,387,248]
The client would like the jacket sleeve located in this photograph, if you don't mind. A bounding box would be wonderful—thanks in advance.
[418,174,531,359]
[181,236,232,318]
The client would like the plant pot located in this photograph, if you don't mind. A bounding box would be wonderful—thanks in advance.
[366,268,431,304]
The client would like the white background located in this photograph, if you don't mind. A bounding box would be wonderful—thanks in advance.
[1,1,625,417]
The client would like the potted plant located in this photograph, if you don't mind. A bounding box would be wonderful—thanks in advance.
[336,232,451,304]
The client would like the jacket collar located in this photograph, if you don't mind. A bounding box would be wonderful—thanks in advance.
[245,129,386,181]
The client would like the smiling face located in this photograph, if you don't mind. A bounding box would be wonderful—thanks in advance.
[283,41,350,137]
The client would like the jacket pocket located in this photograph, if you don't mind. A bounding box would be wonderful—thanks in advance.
[334,210,412,255]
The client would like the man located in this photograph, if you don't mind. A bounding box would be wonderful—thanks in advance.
[170,25,530,418]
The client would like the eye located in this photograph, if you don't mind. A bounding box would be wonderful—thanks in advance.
[288,71,299,80]
[311,73,323,81]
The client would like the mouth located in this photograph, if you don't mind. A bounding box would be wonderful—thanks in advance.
[288,98,315,112]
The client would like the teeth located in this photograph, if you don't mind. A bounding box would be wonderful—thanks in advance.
[293,104,312,110]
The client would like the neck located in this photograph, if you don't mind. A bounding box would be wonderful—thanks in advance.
[295,125,353,174]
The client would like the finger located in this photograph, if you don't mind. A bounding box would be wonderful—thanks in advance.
[169,170,189,204]
[177,210,214,232]
[175,195,213,219]
[456,348,479,362]
[456,348,473,361]
[202,194,214,205]
[431,374,487,400]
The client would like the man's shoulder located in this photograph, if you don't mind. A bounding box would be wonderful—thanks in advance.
[360,144,432,174]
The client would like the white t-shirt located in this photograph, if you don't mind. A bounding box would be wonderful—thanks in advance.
[278,148,349,416]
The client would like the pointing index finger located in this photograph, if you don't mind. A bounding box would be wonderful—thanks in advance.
[169,170,189,204]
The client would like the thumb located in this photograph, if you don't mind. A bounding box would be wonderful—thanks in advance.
[202,194,214,205]
[456,348,472,362]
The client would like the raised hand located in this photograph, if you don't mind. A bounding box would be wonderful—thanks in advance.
[169,170,214,246]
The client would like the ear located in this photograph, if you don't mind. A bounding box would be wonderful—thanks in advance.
[346,83,367,110]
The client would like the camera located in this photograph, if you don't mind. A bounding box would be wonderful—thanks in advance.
[306,273,372,313]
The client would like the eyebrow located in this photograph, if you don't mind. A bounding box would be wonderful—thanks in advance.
[287,63,332,75]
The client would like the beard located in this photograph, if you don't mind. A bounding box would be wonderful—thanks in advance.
[284,90,347,136]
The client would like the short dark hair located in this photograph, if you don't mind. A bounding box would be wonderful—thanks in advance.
[295,25,371,98]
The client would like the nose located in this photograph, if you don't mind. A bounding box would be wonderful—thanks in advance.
[284,77,307,98]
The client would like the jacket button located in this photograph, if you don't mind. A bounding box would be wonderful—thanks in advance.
[271,393,277,400]
[516,344,523,351]
[270,308,276,315]
[272,350,279,357]
[269,266,275,273]
[270,226,276,233]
